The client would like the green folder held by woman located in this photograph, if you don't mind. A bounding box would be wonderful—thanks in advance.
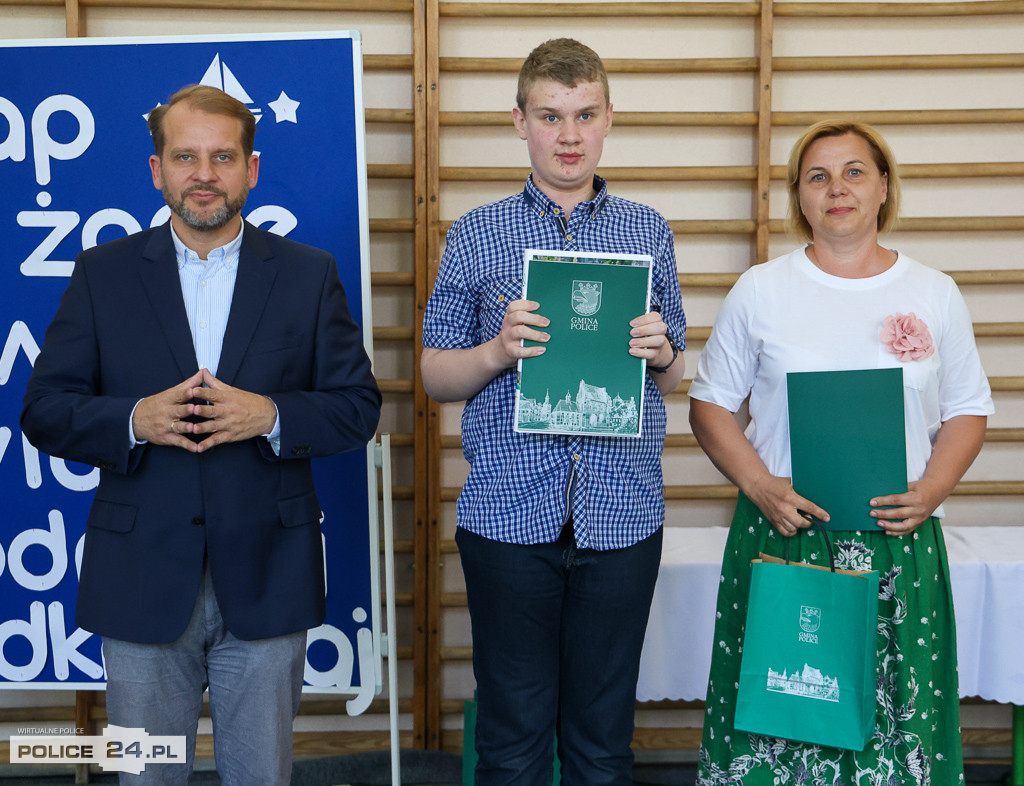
[787,368,907,531]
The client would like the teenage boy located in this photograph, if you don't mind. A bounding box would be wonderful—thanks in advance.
[421,39,686,785]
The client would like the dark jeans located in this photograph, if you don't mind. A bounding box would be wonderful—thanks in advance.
[457,523,663,786]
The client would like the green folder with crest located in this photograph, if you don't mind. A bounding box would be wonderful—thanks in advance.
[514,249,652,438]
[787,368,907,531]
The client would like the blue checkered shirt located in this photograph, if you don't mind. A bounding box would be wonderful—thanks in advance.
[423,176,686,550]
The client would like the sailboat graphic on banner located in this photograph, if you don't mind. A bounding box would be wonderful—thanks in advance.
[200,54,262,123]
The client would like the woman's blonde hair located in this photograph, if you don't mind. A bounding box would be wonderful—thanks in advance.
[786,120,901,242]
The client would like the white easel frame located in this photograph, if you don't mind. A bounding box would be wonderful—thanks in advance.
[363,433,400,784]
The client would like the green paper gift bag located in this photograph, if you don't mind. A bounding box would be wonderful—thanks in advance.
[734,545,880,751]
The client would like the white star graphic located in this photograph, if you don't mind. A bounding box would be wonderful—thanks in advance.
[268,91,300,123]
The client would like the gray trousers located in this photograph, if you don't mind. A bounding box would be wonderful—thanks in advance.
[102,567,307,786]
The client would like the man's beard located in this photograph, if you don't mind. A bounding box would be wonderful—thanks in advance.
[164,182,248,232]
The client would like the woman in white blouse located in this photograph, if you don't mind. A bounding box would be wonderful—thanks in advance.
[691,120,993,785]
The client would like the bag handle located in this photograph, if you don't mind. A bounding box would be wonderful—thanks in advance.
[782,519,837,572]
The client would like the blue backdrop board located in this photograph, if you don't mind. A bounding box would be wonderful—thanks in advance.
[0,32,379,701]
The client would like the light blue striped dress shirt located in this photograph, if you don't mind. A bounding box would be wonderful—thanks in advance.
[171,221,243,377]
[128,222,280,448]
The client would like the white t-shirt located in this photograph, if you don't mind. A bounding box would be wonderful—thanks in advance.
[689,247,994,516]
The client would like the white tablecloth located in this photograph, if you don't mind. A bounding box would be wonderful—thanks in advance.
[637,526,1024,705]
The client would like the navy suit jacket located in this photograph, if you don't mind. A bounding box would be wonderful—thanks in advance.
[21,222,381,644]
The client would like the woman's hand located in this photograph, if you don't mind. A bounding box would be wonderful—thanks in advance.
[689,399,827,536]
[747,474,830,538]
[869,478,946,536]
[869,414,987,536]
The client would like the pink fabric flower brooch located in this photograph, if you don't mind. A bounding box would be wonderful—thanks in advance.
[880,312,935,361]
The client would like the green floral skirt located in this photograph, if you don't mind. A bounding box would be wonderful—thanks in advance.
[696,494,964,786]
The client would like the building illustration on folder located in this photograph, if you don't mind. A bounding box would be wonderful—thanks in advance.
[767,664,840,702]
[516,379,639,434]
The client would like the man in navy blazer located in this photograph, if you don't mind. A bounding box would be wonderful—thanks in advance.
[21,85,381,785]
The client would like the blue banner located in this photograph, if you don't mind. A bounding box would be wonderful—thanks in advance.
[0,32,377,701]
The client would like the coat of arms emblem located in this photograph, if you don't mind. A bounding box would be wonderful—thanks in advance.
[571,280,602,316]
[799,605,821,633]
